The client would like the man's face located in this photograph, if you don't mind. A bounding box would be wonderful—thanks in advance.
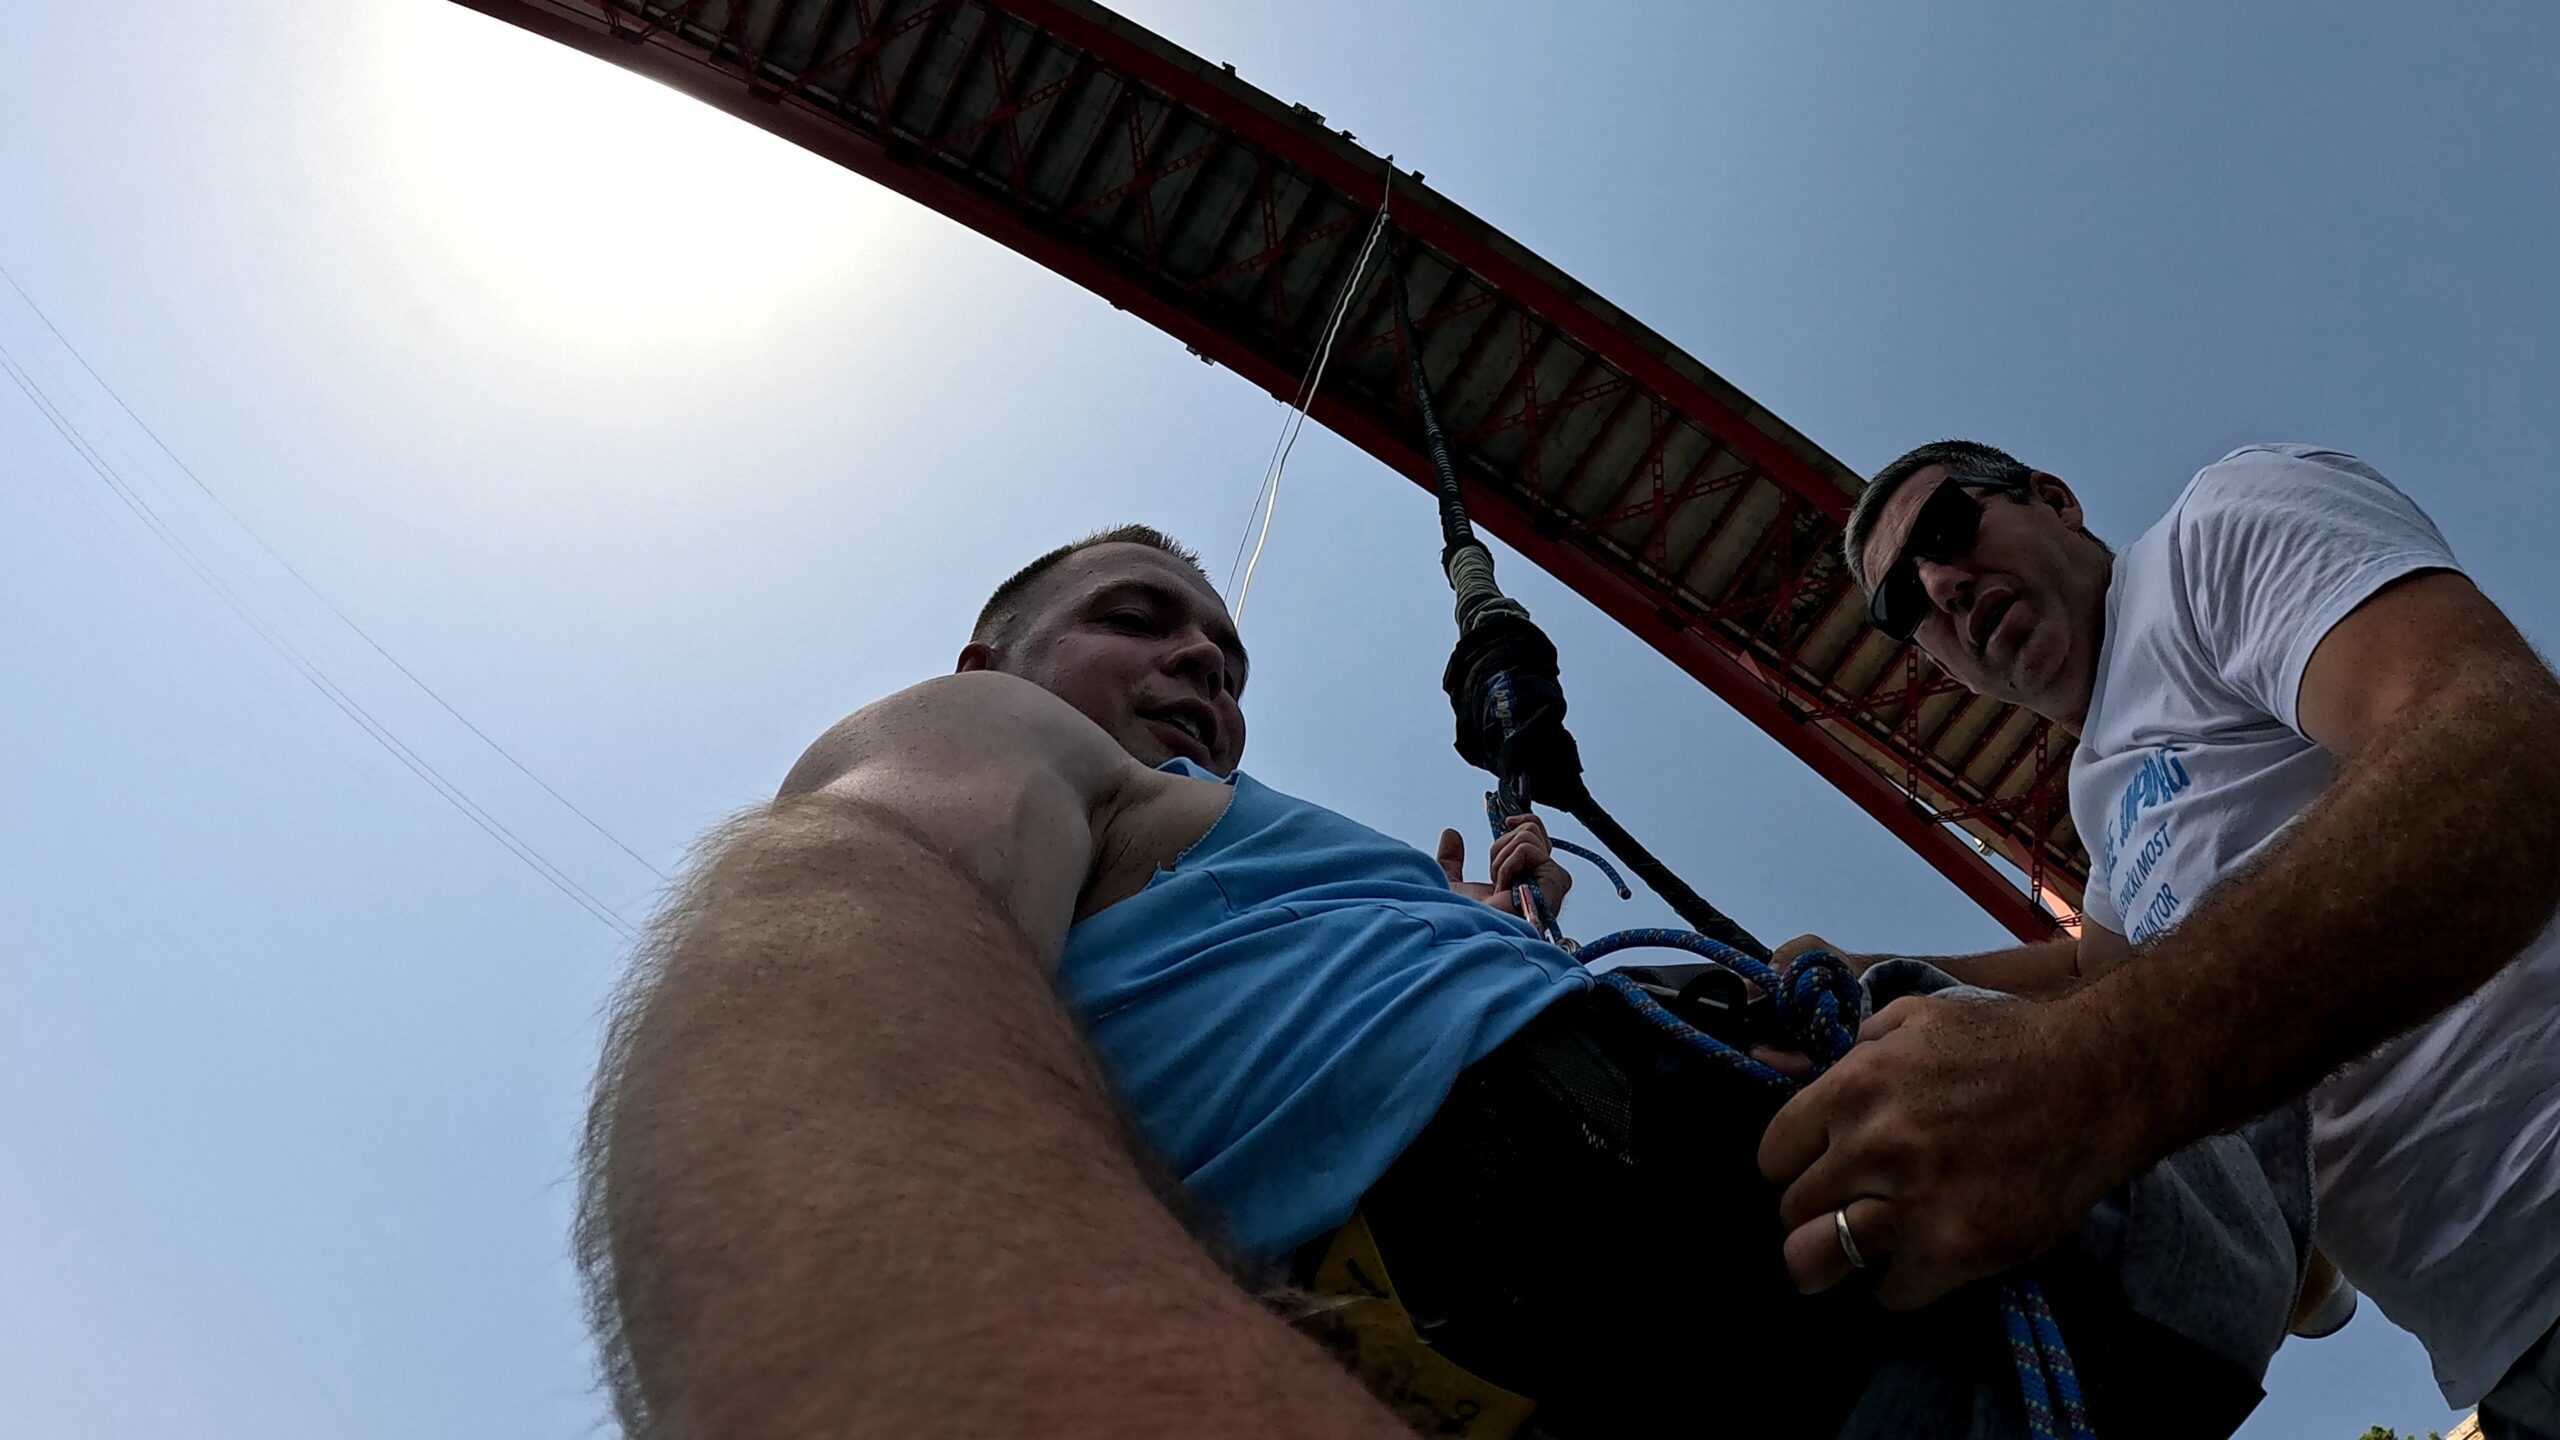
[961,543,1249,774]
[1858,465,2111,727]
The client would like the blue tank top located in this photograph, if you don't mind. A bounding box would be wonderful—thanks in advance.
[1059,760,1590,1262]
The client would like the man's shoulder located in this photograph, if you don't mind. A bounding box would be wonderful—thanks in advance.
[779,672,1144,801]
[2171,444,2400,524]
[2128,443,2440,600]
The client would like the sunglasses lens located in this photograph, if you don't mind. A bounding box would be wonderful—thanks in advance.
[1870,482,1993,639]
[1910,484,1983,560]
[1874,567,1929,639]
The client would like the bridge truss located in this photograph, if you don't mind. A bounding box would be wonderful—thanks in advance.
[454,0,2082,939]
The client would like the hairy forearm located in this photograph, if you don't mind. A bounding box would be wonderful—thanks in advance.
[1912,937,2084,999]
[589,797,1404,1439]
[2069,659,2560,1161]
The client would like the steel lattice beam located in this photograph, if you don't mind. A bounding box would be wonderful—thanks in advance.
[451,0,2080,938]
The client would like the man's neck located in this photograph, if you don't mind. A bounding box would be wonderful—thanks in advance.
[2041,550,2114,737]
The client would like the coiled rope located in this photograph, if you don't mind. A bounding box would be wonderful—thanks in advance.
[1578,928,2099,1440]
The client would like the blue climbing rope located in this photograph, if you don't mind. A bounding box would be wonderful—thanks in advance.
[1579,927,2101,1440]
[2016,1268,2096,1439]
[1547,836,1631,897]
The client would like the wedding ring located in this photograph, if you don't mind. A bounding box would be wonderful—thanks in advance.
[1834,1206,1870,1270]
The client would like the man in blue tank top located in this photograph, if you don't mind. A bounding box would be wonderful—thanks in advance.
[937,527,1595,1264]
[577,525,2305,1440]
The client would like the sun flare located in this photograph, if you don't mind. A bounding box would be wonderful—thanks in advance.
[385,4,886,340]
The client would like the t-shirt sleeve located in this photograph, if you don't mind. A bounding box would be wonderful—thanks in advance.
[2174,446,2463,733]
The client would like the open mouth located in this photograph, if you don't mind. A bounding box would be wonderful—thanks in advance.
[1142,706,1215,757]
[1970,593,2017,655]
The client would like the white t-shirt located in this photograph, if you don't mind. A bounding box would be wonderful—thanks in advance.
[2071,444,2560,1405]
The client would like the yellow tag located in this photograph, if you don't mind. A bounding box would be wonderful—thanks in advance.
[1307,1212,1540,1438]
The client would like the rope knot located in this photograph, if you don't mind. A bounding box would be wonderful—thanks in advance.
[1766,948,1863,1075]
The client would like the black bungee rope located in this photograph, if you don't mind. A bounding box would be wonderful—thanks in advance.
[1387,245,1767,960]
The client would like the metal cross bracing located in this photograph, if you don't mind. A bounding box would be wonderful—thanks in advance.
[454,0,2084,940]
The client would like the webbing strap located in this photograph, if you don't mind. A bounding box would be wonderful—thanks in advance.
[1305,1211,1540,1439]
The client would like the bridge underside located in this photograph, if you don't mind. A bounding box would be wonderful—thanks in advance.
[455,0,2082,938]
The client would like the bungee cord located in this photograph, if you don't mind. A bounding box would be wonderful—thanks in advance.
[1385,237,1768,959]
[1386,231,2097,1439]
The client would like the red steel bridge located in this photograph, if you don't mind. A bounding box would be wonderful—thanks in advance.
[455,0,2082,940]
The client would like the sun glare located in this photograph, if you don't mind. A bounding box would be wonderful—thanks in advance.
[386,4,885,340]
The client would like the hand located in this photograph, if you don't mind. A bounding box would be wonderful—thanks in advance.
[1436,814,1574,917]
[1772,932,1879,977]
[1755,994,2146,1309]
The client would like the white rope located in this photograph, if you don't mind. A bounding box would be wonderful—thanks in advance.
[1226,174,1395,620]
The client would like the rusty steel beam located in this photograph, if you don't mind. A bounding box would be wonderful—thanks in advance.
[449,0,2073,938]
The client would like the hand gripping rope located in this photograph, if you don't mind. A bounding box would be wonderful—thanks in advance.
[1388,240,2095,1440]
[1582,932,2097,1440]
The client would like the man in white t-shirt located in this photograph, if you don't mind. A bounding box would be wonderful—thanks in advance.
[1758,440,2560,1432]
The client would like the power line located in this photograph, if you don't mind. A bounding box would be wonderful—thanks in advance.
[0,284,646,938]
[0,264,669,885]
[0,345,638,938]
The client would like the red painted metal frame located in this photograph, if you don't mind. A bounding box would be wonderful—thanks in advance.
[449,0,2065,940]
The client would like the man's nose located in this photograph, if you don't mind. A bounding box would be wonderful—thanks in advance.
[1165,631,1228,691]
[1916,557,1974,613]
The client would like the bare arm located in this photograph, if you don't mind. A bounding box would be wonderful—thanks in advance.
[1888,938,2078,997]
[1771,926,2121,1002]
[585,672,1409,1439]
[1765,573,2560,1305]
[2068,571,2560,1160]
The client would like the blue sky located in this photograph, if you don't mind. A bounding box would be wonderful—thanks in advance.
[5,2,2554,1436]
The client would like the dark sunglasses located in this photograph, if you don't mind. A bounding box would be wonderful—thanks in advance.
[1865,474,2034,640]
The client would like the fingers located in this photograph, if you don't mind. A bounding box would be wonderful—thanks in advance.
[1772,934,1887,979]
[1769,999,2096,1312]
[1757,1071,1838,1186]
[1435,829,1466,885]
[1775,1124,1877,1231]
[1857,994,1922,1044]
[1780,1194,1898,1295]
[1749,1045,1816,1083]
[1771,933,1837,976]
[1536,858,1574,909]
[1490,835,1541,891]
[1779,1197,1963,1309]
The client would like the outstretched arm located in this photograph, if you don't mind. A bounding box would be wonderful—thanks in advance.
[1765,573,2560,1306]
[1768,925,2126,1001]
[583,672,1409,1439]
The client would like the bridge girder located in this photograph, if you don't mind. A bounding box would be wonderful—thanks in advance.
[454,0,2080,938]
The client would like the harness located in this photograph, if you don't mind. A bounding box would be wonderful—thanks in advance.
[1301,249,2101,1440]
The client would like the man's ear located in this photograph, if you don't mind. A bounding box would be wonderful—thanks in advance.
[2030,471,2086,530]
[956,642,997,675]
